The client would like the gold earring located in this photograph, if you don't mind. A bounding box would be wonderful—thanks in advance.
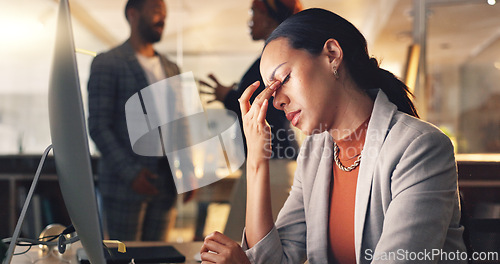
[333,67,339,79]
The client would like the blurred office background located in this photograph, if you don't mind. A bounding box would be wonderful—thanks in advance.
[1,0,499,245]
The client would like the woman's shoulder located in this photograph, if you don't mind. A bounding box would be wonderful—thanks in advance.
[383,111,455,156]
[391,112,448,139]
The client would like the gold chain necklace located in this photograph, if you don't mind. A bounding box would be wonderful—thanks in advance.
[333,141,362,172]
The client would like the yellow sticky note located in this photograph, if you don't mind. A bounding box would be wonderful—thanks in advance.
[103,240,126,253]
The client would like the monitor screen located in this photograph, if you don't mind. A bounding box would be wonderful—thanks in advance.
[47,0,106,263]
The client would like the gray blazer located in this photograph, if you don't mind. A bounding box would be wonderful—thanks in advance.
[242,90,466,263]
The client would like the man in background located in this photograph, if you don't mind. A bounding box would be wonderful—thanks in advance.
[88,0,182,241]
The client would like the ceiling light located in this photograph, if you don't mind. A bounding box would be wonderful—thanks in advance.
[487,0,496,6]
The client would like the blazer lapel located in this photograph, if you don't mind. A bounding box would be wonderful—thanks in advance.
[118,40,149,92]
[158,55,177,78]
[306,132,334,263]
[354,90,397,262]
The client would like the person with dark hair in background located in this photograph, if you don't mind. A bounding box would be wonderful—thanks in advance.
[198,0,303,242]
[88,0,189,241]
[200,8,466,263]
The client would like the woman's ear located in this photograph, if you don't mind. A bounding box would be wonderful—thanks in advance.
[323,39,343,73]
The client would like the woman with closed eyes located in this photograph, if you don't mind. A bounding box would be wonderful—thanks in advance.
[200,8,466,264]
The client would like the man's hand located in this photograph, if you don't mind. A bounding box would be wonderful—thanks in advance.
[199,74,236,103]
[131,168,159,195]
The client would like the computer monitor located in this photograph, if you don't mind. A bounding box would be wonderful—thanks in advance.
[47,0,106,263]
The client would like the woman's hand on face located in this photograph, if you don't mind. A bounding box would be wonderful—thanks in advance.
[200,231,251,264]
[238,80,280,161]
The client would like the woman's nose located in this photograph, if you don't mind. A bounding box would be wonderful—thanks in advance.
[273,91,286,110]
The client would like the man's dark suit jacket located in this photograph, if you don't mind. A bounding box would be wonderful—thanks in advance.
[88,40,179,201]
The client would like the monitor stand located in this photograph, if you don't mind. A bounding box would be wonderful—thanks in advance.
[4,145,52,264]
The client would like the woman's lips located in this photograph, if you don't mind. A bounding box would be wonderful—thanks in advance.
[286,110,301,126]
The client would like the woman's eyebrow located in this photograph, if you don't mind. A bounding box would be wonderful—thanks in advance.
[269,62,288,82]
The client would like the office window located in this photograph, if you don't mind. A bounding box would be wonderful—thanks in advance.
[425,2,500,153]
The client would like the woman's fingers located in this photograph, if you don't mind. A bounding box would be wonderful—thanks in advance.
[200,235,224,263]
[200,251,221,263]
[200,232,227,256]
[239,81,260,115]
[201,232,231,262]
[257,99,269,124]
[205,231,234,246]
[203,238,226,253]
[239,81,275,161]
[200,247,222,263]
[200,244,224,263]
[200,232,250,264]
[200,240,210,253]
[254,80,280,105]
[240,80,280,117]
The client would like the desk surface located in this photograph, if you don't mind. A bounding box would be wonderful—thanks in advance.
[10,241,204,264]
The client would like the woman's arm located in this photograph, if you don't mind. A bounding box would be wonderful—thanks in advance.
[199,80,281,264]
[369,131,466,263]
[239,80,280,247]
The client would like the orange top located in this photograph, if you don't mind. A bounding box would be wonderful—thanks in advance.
[328,118,369,264]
